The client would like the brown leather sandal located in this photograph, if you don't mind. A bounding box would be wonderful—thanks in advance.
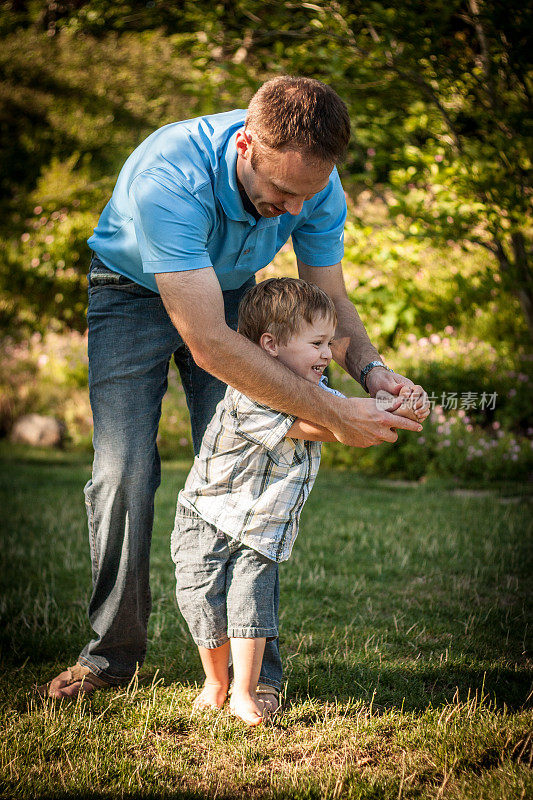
[255,683,280,714]
[37,662,111,699]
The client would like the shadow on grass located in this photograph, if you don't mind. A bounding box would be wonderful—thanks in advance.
[284,661,532,715]
[5,792,215,800]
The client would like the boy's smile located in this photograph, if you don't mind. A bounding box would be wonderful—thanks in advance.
[261,316,336,384]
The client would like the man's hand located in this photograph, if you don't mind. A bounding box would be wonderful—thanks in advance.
[329,396,423,448]
[365,367,430,422]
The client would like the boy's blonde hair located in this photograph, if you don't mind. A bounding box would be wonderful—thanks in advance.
[238,278,337,346]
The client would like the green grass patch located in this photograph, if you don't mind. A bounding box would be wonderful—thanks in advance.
[1,449,531,798]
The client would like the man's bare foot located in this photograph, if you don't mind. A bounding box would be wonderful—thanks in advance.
[38,663,110,699]
[192,680,229,711]
[229,691,265,726]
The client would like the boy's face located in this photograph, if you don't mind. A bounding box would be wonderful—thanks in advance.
[261,316,336,384]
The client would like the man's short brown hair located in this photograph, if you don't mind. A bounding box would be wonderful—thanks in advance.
[238,278,337,346]
[245,76,350,164]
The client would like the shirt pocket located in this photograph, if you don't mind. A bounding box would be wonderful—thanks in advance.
[267,438,298,469]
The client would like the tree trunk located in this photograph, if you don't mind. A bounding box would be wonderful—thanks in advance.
[494,232,533,340]
[511,232,533,341]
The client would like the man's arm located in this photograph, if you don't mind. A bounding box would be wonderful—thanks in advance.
[297,259,429,418]
[155,268,423,448]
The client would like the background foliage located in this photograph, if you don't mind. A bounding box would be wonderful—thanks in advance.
[0,0,531,479]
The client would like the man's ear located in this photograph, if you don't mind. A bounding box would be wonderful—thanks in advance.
[235,129,252,160]
[259,332,278,356]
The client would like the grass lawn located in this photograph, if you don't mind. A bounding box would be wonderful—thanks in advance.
[0,446,531,799]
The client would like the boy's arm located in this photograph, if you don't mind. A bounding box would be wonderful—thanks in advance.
[287,419,339,442]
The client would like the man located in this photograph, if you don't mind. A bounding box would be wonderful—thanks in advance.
[43,76,426,705]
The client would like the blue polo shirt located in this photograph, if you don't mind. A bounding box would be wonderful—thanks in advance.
[88,110,346,293]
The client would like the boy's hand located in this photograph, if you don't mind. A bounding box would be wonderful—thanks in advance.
[330,396,423,448]
[365,368,429,422]
[376,386,431,423]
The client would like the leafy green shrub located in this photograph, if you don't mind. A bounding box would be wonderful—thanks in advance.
[0,331,91,444]
[322,332,532,481]
[0,330,194,454]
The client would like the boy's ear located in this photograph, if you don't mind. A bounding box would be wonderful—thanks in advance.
[259,332,279,356]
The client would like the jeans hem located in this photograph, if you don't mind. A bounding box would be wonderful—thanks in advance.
[77,655,133,685]
[257,676,282,691]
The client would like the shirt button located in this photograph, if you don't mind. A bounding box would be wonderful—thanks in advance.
[243,248,251,255]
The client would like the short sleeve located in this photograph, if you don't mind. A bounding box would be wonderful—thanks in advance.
[226,390,296,452]
[291,168,347,267]
[130,170,213,274]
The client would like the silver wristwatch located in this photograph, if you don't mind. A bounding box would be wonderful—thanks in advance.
[360,360,393,393]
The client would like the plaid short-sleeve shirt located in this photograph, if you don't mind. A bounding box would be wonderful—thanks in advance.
[178,378,343,562]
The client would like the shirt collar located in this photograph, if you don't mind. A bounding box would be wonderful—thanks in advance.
[217,129,279,229]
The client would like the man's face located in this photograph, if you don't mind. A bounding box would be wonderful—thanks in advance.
[260,316,336,385]
[235,130,333,218]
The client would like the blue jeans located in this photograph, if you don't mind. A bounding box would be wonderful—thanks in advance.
[79,255,282,689]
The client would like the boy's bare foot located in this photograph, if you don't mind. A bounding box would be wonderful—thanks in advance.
[229,691,265,726]
[192,680,229,711]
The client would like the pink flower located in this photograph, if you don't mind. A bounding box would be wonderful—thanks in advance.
[435,154,444,162]
[508,389,517,397]
[367,148,376,157]
[466,424,473,432]
[492,421,500,430]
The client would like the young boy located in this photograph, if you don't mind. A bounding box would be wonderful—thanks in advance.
[171,278,425,725]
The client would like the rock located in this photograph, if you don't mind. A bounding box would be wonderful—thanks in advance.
[10,414,65,447]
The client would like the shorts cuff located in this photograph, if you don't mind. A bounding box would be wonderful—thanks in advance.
[192,634,229,649]
[227,627,278,640]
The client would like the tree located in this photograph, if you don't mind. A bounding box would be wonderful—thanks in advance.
[179,0,532,337]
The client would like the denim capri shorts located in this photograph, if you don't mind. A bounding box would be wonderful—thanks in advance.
[171,505,279,649]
